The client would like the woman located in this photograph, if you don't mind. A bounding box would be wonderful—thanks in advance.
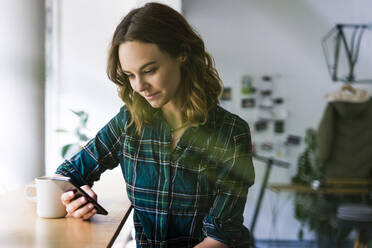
[56,2,255,247]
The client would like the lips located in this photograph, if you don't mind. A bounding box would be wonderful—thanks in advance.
[144,92,159,100]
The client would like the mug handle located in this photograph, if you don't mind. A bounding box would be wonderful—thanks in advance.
[24,183,37,202]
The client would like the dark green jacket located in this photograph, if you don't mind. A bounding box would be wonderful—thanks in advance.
[317,98,372,179]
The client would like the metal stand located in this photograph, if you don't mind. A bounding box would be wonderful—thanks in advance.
[250,154,290,248]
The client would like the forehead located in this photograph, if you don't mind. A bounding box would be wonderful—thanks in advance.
[118,41,168,71]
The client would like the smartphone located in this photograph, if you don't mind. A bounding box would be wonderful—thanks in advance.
[51,176,108,215]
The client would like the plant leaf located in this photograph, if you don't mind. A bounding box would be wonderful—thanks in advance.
[71,109,85,117]
[78,133,89,142]
[61,144,75,158]
[298,228,304,240]
[81,114,89,127]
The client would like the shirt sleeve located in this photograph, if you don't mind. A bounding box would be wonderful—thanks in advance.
[55,106,128,186]
[203,119,255,247]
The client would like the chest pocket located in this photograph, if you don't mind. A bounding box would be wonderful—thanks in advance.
[121,134,164,189]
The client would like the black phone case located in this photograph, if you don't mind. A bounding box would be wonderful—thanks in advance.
[51,176,108,215]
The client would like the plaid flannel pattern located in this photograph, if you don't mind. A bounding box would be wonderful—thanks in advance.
[56,105,255,248]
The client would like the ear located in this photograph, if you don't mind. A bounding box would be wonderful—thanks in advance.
[177,54,187,63]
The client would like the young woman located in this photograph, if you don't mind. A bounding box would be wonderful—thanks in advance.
[56,2,255,247]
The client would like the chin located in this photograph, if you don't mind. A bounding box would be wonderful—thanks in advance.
[148,101,163,109]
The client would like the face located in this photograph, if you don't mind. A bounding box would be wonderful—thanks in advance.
[118,41,183,111]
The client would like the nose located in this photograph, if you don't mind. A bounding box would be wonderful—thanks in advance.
[132,76,147,92]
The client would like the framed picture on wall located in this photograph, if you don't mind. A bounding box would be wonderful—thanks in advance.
[241,75,255,94]
[241,98,255,108]
[221,87,232,101]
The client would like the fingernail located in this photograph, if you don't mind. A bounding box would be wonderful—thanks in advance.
[88,203,94,209]
[69,191,74,197]
[81,197,86,203]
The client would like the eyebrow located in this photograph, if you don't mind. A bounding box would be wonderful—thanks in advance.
[122,61,157,74]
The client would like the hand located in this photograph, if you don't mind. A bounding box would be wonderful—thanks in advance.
[60,185,98,220]
[194,237,228,248]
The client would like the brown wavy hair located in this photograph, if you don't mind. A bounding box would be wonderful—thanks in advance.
[107,2,222,134]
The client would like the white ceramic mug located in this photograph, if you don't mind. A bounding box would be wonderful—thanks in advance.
[24,176,67,218]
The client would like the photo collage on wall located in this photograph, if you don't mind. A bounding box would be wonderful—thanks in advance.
[219,74,301,158]
[239,74,300,158]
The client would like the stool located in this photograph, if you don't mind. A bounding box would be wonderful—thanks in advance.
[335,203,372,248]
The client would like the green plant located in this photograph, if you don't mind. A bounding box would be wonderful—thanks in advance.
[291,128,324,240]
[56,110,91,159]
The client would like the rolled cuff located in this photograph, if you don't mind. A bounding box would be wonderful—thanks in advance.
[202,215,252,248]
[55,160,89,187]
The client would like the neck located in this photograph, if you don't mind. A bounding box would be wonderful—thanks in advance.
[162,110,183,130]
[161,102,183,128]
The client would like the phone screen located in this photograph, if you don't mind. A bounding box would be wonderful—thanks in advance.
[51,176,108,215]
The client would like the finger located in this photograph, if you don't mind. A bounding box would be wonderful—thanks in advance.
[66,196,87,215]
[71,203,95,218]
[81,185,97,200]
[61,191,75,205]
[82,208,97,220]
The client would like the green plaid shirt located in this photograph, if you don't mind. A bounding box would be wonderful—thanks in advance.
[56,105,254,248]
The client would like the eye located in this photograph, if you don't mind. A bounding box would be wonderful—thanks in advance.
[143,68,157,74]
[125,73,135,80]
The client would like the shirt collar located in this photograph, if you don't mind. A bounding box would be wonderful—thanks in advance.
[148,105,219,132]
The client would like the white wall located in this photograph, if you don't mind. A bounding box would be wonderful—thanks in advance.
[183,0,372,240]
[0,0,45,192]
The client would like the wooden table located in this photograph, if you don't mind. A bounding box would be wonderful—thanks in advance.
[268,178,372,194]
[268,183,371,194]
[267,180,372,246]
[0,170,132,248]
